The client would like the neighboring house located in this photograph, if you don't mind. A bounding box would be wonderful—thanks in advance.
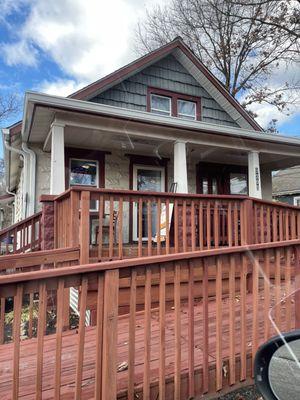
[273,166,300,206]
[3,37,300,231]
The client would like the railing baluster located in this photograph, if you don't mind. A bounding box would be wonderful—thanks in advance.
[279,209,283,240]
[264,249,271,341]
[174,262,181,400]
[202,258,209,394]
[275,248,281,331]
[252,254,259,377]
[75,276,88,399]
[12,284,23,400]
[285,247,292,332]
[109,196,114,259]
[191,200,196,252]
[240,254,247,381]
[143,266,151,400]
[118,198,123,259]
[182,200,187,253]
[95,273,104,399]
[188,260,194,397]
[214,202,219,248]
[138,198,143,257]
[229,254,236,385]
[80,191,90,264]
[234,202,238,246]
[98,195,104,259]
[36,282,47,399]
[28,292,34,339]
[147,200,152,257]
[165,199,170,255]
[206,202,211,249]
[228,202,232,247]
[174,199,179,253]
[266,206,271,242]
[272,208,278,242]
[199,201,203,250]
[128,269,137,399]
[157,198,161,255]
[260,205,264,243]
[159,265,166,399]
[215,256,222,391]
[54,279,64,400]
[102,269,119,399]
[0,297,5,344]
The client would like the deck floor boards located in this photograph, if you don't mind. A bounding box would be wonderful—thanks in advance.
[0,289,294,399]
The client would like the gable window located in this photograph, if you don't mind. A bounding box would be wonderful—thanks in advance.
[177,99,196,120]
[147,87,201,120]
[150,94,171,116]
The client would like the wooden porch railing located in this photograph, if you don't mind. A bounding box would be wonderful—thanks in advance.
[51,187,300,262]
[0,240,299,399]
[0,211,42,255]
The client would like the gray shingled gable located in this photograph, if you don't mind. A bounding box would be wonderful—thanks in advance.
[89,54,239,128]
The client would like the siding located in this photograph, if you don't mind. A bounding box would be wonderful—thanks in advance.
[90,55,238,128]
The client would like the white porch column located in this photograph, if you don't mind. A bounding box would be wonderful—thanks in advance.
[248,151,262,199]
[174,140,188,193]
[50,122,65,195]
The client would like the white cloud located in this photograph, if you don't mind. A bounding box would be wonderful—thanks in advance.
[1,39,38,66]
[0,0,161,83]
[36,78,86,97]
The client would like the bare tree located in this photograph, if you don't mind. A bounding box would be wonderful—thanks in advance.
[0,93,19,123]
[135,0,300,117]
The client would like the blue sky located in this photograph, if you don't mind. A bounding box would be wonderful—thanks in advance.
[0,0,299,157]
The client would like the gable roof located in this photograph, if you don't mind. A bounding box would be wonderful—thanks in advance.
[70,37,262,131]
[273,166,300,195]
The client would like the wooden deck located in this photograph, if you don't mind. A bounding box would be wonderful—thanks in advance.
[0,290,293,400]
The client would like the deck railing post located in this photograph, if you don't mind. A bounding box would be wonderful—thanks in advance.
[243,199,254,292]
[295,246,300,329]
[79,191,90,264]
[40,195,56,250]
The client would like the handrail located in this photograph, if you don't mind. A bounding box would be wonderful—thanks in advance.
[0,246,79,271]
[0,211,42,238]
[1,239,299,285]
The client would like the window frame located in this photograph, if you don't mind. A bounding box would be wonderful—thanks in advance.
[150,93,172,116]
[69,157,99,188]
[147,87,201,120]
[294,196,300,206]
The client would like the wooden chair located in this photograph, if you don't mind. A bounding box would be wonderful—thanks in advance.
[95,210,119,245]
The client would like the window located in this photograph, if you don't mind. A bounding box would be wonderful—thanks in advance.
[177,99,196,120]
[148,88,201,120]
[70,159,98,186]
[150,94,171,116]
[294,196,300,206]
[230,173,247,195]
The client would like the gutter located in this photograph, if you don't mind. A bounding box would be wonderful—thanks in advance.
[2,128,28,219]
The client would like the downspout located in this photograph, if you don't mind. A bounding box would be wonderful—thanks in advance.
[22,142,36,215]
[2,129,29,219]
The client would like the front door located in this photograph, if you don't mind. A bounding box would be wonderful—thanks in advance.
[132,165,165,241]
[197,162,248,195]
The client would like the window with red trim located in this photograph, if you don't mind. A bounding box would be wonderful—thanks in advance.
[147,87,201,121]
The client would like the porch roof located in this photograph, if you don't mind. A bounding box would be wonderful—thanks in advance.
[22,91,300,168]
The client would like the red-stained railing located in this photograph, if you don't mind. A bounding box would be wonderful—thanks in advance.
[0,240,298,399]
[51,187,300,263]
[0,211,42,255]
